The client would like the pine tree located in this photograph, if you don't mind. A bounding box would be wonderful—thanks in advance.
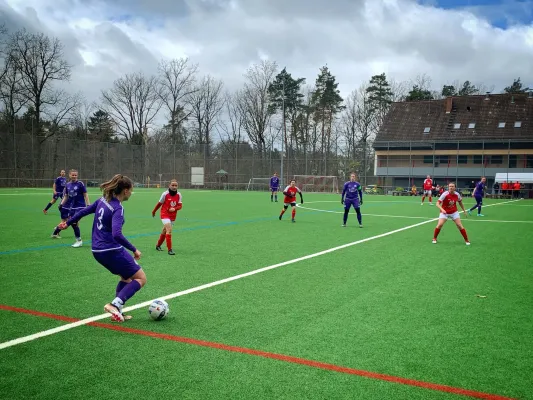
[405,85,434,101]
[441,85,457,97]
[87,109,116,142]
[366,73,393,127]
[504,77,529,94]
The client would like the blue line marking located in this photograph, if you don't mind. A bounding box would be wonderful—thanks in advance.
[0,214,307,256]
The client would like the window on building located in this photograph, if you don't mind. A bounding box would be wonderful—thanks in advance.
[498,122,505,128]
[514,121,522,128]
[527,155,533,168]
[457,155,468,164]
[453,123,461,129]
[439,155,449,164]
[423,155,433,164]
[468,122,476,128]
[490,155,503,164]
[509,155,517,168]
[473,155,483,164]
[423,127,430,133]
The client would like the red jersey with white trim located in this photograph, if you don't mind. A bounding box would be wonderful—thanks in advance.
[283,185,301,203]
[438,191,462,214]
[423,179,433,190]
[159,190,182,221]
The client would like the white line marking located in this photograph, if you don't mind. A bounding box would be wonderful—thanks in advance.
[463,219,533,223]
[298,205,432,220]
[0,199,521,351]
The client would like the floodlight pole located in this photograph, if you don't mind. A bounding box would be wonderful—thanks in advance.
[280,79,285,189]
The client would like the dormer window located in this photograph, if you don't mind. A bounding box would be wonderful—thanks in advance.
[498,122,505,128]
[468,122,476,129]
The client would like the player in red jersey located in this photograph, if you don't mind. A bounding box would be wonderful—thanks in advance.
[279,179,303,222]
[433,182,470,245]
[421,175,434,205]
[152,179,182,255]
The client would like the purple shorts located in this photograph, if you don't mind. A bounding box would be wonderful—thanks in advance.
[93,248,141,280]
[53,192,64,200]
[344,199,360,209]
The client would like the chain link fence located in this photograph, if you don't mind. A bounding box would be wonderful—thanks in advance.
[0,133,377,190]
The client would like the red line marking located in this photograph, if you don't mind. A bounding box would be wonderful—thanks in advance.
[0,304,515,400]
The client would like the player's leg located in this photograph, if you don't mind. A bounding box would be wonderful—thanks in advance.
[421,192,425,204]
[43,195,57,214]
[342,202,351,226]
[70,210,83,247]
[156,222,167,251]
[476,197,484,216]
[274,190,278,202]
[271,189,274,202]
[453,215,470,244]
[291,203,296,222]
[99,250,147,322]
[433,216,447,243]
[279,204,288,220]
[164,222,174,255]
[51,206,69,238]
[355,206,363,227]
[428,190,433,205]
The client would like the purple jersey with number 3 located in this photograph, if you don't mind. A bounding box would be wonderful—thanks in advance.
[68,197,137,253]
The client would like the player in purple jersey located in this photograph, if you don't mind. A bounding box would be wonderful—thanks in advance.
[468,176,486,217]
[58,174,145,323]
[43,170,67,214]
[52,169,90,247]
[270,172,280,202]
[341,173,363,228]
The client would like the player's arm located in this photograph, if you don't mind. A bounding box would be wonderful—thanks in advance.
[341,184,346,204]
[80,183,89,205]
[59,190,68,207]
[63,201,98,228]
[177,194,183,210]
[282,186,290,197]
[436,200,446,214]
[298,189,304,204]
[358,187,363,205]
[112,209,137,253]
[152,202,162,217]
[458,197,467,215]
[53,182,57,194]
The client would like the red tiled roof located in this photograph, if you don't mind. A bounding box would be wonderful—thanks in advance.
[374,93,533,143]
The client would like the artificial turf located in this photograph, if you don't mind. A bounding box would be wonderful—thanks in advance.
[0,188,531,399]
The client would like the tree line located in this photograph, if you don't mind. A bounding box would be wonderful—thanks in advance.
[1,26,530,180]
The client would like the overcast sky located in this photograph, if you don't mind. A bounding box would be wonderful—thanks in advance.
[2,0,533,104]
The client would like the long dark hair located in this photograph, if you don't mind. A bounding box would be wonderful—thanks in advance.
[100,174,133,201]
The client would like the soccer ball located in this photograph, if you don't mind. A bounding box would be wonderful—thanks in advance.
[148,299,169,321]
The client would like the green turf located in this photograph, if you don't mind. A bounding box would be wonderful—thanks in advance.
[0,188,532,399]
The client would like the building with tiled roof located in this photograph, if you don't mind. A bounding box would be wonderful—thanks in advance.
[373,93,533,189]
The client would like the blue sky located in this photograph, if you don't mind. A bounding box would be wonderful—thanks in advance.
[423,0,533,28]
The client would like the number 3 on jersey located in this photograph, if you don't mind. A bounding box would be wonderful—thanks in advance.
[96,207,104,230]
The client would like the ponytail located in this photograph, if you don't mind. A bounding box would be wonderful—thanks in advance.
[100,174,133,201]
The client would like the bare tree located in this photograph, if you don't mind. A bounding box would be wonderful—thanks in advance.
[0,55,27,129]
[388,79,409,102]
[70,99,96,140]
[236,60,278,155]
[101,72,163,144]
[218,91,245,146]
[188,75,224,156]
[158,58,198,141]
[6,29,71,140]
[341,85,376,186]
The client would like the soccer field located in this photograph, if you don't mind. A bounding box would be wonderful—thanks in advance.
[0,188,532,400]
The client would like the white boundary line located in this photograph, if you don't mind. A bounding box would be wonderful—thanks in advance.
[0,199,521,351]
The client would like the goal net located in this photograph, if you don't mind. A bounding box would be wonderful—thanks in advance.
[293,175,339,193]
[246,177,272,191]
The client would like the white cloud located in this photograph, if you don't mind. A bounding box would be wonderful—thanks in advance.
[2,0,533,107]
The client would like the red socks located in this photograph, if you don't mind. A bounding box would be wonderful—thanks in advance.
[291,209,296,219]
[157,234,165,247]
[433,228,441,239]
[166,234,172,250]
[429,197,432,202]
[460,228,469,242]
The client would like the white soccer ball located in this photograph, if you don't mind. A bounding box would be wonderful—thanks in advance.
[148,299,169,321]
